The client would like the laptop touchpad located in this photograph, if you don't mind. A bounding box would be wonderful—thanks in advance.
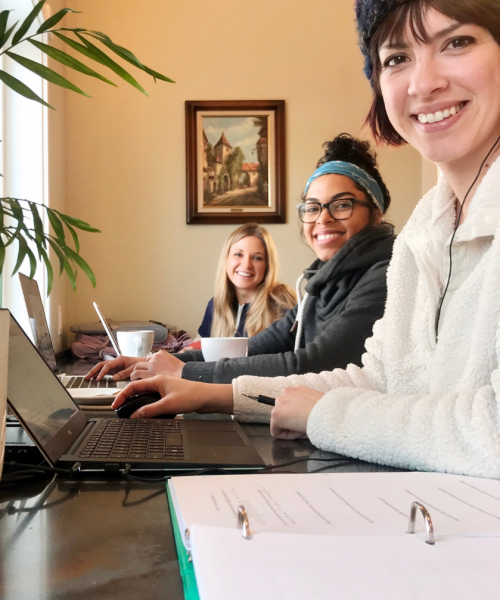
[188,431,246,447]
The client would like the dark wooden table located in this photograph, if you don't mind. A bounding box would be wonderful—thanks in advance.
[1,359,398,599]
[0,421,398,600]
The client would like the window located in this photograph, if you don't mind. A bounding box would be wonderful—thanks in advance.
[0,0,48,336]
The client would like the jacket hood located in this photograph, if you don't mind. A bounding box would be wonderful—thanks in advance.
[303,222,395,296]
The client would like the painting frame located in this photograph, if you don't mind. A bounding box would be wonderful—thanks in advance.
[185,100,286,224]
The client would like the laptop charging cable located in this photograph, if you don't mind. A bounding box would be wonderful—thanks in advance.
[0,461,82,487]
[119,457,357,483]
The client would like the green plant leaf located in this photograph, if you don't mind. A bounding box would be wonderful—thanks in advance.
[12,233,28,275]
[0,237,5,275]
[12,0,46,45]
[87,31,175,83]
[57,211,100,233]
[55,30,148,93]
[47,237,66,275]
[29,201,46,247]
[37,7,81,34]
[65,245,96,288]
[0,10,11,41]
[0,21,19,49]
[29,40,117,86]
[39,246,54,295]
[74,32,148,94]
[6,199,26,245]
[6,51,91,97]
[58,245,76,291]
[47,208,65,243]
[25,244,37,278]
[64,221,79,253]
[0,21,19,48]
[0,69,53,109]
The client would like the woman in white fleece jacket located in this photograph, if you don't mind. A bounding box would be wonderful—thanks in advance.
[113,0,500,478]
[262,0,500,478]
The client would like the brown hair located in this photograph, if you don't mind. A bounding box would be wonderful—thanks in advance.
[366,0,500,145]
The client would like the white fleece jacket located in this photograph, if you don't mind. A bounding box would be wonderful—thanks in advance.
[233,158,500,478]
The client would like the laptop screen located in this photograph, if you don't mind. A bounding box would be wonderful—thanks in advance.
[19,273,58,373]
[7,313,78,448]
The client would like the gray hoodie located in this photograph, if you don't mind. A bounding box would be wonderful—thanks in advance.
[177,223,395,384]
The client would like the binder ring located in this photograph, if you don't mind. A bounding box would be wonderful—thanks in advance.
[237,505,251,540]
[407,501,435,545]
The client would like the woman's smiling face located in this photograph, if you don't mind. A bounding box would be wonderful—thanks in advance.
[303,174,375,262]
[226,235,267,293]
[378,8,500,168]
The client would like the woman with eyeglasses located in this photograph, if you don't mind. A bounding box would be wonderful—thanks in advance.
[105,133,395,416]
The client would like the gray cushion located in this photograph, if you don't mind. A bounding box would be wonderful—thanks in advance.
[70,320,172,344]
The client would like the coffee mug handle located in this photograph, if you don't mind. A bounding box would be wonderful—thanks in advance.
[135,335,144,357]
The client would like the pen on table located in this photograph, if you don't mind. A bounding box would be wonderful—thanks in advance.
[242,393,276,407]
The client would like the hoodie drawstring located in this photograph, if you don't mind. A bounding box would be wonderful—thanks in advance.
[293,274,309,353]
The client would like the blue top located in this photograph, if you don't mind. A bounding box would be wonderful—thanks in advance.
[198,298,250,338]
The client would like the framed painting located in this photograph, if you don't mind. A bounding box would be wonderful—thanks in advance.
[185,100,286,224]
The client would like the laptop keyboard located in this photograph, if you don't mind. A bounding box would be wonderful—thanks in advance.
[66,375,114,389]
[79,419,185,461]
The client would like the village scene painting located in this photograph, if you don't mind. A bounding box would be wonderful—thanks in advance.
[201,115,269,207]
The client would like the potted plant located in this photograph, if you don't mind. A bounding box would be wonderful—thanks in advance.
[0,0,173,478]
[0,0,173,294]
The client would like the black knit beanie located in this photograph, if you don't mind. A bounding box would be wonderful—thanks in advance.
[356,0,409,82]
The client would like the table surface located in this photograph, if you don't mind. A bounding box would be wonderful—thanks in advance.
[1,360,398,600]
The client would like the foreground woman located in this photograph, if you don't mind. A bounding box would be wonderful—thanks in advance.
[88,134,394,384]
[116,0,500,479]
[262,0,500,477]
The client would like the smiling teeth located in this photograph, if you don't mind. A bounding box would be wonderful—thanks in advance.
[316,233,340,241]
[236,272,252,277]
[417,103,463,124]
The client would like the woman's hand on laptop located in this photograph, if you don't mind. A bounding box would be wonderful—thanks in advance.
[129,350,184,380]
[112,376,234,418]
[85,356,143,381]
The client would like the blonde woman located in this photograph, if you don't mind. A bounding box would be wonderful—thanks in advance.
[196,223,296,341]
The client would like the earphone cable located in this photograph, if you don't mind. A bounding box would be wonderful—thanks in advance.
[434,133,500,338]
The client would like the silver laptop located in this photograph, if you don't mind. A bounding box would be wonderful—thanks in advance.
[19,273,126,404]
[5,309,264,471]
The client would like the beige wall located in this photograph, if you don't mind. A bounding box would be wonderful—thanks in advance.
[46,0,68,351]
[60,0,424,341]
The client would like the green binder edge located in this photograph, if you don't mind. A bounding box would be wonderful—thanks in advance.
[167,483,201,600]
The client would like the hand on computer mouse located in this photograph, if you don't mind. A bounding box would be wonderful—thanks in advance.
[112,375,234,419]
[115,392,177,419]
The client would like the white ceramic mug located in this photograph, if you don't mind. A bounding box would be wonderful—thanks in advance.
[201,337,249,362]
[117,330,155,358]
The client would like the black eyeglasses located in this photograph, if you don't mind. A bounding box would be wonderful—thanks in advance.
[296,198,371,223]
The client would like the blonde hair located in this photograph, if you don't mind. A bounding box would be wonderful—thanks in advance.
[211,223,296,338]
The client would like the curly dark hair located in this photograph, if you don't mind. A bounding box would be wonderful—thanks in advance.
[315,133,391,213]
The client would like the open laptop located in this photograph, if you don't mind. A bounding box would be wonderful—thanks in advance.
[19,273,126,404]
[5,309,264,471]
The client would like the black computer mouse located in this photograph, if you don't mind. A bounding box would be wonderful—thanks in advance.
[115,392,176,419]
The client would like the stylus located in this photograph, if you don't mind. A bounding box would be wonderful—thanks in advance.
[242,393,276,407]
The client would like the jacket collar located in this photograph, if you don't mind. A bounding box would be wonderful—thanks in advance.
[404,155,500,254]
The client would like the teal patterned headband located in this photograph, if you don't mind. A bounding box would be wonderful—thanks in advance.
[304,161,385,212]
